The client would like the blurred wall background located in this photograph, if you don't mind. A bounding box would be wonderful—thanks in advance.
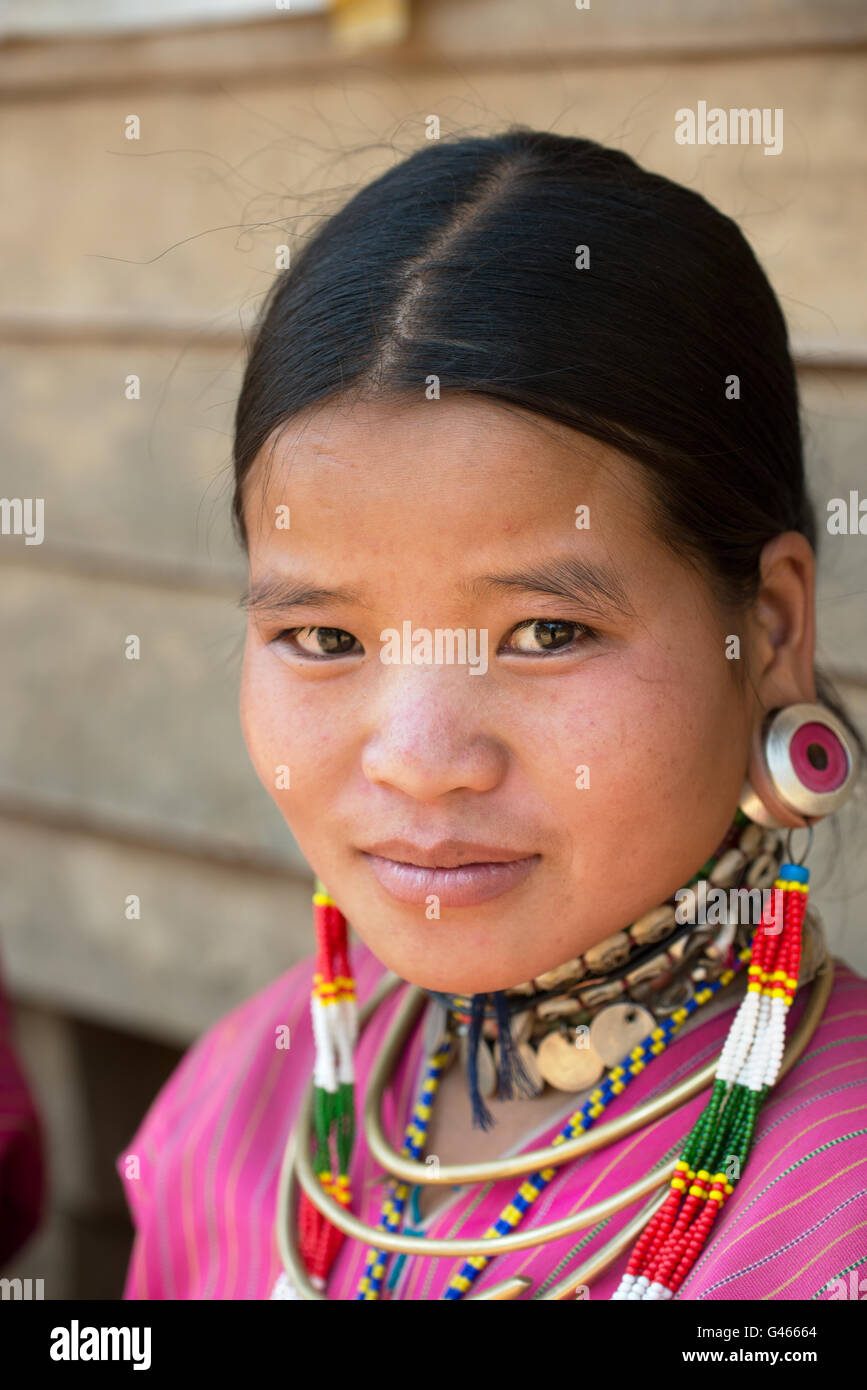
[1,0,865,1298]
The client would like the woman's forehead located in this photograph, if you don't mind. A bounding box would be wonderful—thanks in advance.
[243,395,651,539]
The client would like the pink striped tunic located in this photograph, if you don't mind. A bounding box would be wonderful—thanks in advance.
[118,935,867,1301]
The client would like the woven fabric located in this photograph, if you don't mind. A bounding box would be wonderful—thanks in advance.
[117,935,867,1301]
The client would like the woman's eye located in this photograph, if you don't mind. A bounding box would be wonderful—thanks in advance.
[274,626,361,658]
[503,619,596,655]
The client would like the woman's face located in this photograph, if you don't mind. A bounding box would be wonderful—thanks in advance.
[240,394,758,994]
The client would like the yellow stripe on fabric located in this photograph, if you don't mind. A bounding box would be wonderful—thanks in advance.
[763,1219,867,1299]
[779,1053,867,1104]
[732,1101,867,1205]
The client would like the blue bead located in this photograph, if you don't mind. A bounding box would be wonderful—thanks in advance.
[778,862,810,883]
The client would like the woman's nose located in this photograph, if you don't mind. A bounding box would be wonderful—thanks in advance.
[359,674,507,800]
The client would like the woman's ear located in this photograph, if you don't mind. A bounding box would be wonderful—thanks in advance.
[743,532,818,829]
[747,531,817,709]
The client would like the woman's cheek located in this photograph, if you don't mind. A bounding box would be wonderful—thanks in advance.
[240,644,291,803]
[241,651,344,824]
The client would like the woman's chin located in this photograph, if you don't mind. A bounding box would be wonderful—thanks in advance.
[370,950,536,997]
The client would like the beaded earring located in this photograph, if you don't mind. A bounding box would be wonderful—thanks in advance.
[297,878,358,1287]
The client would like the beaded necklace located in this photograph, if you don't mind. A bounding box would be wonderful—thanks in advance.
[357,945,751,1300]
[288,810,824,1300]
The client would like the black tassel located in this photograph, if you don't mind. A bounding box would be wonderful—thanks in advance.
[493,990,537,1099]
[466,993,494,1131]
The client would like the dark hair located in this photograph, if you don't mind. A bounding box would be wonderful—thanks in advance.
[231,126,865,779]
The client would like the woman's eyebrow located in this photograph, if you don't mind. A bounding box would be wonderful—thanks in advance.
[240,557,635,622]
[239,575,373,618]
[462,556,636,620]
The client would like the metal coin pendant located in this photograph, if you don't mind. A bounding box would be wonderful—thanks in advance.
[535,1030,605,1092]
[588,1002,656,1068]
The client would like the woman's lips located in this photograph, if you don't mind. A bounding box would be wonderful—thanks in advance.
[361,852,541,907]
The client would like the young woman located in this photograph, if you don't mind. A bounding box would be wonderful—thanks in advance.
[118,128,867,1302]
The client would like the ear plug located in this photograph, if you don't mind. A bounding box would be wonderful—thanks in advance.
[740,702,860,827]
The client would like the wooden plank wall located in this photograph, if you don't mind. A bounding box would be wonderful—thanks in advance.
[2,0,866,1047]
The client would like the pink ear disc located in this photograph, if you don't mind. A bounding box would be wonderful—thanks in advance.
[790,722,849,793]
[739,701,860,826]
